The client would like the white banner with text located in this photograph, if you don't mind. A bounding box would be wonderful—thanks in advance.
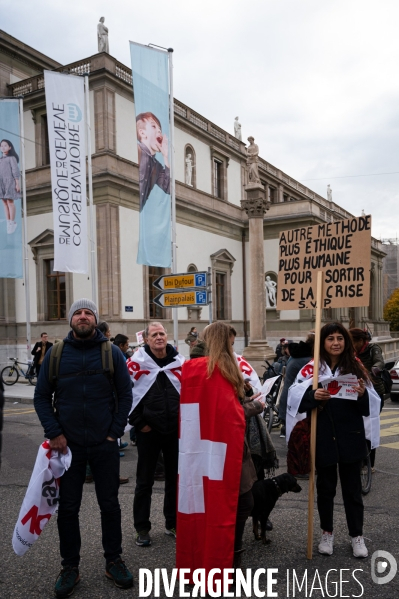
[45,71,88,273]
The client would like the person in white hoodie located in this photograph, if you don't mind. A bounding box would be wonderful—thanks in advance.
[287,322,380,559]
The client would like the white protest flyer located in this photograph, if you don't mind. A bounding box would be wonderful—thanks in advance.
[321,375,359,400]
[261,375,280,397]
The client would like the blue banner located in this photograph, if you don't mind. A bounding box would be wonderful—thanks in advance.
[0,99,23,278]
[130,42,171,267]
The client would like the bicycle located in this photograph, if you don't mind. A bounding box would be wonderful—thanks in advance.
[262,361,285,433]
[1,357,37,386]
[360,453,372,495]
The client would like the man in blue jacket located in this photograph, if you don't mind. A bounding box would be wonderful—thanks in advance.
[34,299,133,597]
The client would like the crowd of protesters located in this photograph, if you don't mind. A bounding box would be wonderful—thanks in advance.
[27,299,383,596]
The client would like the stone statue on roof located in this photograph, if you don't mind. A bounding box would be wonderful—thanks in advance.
[97,17,109,53]
[234,116,242,141]
[246,136,261,185]
[327,184,332,201]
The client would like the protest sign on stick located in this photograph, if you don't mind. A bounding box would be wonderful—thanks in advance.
[277,215,371,311]
[277,215,372,558]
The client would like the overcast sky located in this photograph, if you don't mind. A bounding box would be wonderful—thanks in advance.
[3,0,398,240]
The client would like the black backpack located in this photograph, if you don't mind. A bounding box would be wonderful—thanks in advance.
[48,340,118,412]
[379,369,393,394]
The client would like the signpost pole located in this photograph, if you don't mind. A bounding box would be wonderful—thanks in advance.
[85,74,98,306]
[208,267,212,324]
[168,48,179,349]
[307,270,323,559]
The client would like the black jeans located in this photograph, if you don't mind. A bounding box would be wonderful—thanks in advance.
[234,490,254,552]
[133,429,178,532]
[57,439,121,567]
[316,460,364,537]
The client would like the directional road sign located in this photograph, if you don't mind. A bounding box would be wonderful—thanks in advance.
[153,290,209,308]
[153,271,207,291]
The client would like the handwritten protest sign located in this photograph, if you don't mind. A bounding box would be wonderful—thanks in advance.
[277,215,371,310]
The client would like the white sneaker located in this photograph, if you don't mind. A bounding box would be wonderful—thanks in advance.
[6,220,11,234]
[352,536,368,558]
[318,531,334,555]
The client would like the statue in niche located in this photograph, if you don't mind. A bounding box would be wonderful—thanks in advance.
[97,17,109,53]
[265,275,277,308]
[234,116,242,141]
[185,153,193,186]
[327,184,332,201]
[246,136,261,185]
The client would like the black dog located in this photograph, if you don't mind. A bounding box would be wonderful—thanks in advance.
[251,473,302,544]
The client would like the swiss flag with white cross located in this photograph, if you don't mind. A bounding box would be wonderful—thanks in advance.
[176,357,246,585]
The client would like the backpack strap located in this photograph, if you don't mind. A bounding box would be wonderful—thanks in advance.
[101,340,118,413]
[101,340,114,377]
[48,341,65,387]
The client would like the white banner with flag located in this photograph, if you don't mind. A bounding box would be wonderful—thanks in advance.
[45,71,88,273]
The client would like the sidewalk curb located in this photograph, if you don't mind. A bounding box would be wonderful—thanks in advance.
[5,396,34,405]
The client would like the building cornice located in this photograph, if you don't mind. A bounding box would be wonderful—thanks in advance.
[0,30,61,71]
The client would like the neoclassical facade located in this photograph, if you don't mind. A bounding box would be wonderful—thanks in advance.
[1,30,395,361]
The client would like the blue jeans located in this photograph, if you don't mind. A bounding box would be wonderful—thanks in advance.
[57,439,122,566]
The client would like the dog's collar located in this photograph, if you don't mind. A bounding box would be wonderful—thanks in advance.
[271,478,283,497]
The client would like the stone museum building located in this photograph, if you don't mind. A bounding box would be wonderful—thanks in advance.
[0,29,397,363]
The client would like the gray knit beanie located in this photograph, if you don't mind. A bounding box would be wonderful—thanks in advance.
[68,298,98,325]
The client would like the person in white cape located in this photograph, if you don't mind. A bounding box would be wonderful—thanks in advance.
[126,322,185,547]
[287,323,380,559]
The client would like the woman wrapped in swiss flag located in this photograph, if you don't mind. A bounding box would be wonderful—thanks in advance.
[176,322,264,586]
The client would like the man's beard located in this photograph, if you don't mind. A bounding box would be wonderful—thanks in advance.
[71,322,96,339]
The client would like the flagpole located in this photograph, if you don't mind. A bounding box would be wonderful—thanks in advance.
[168,48,179,349]
[19,98,31,359]
[307,270,323,559]
[84,75,97,306]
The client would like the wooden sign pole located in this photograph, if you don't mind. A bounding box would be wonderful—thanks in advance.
[307,270,323,559]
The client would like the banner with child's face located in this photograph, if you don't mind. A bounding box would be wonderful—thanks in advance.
[0,99,23,278]
[130,42,172,268]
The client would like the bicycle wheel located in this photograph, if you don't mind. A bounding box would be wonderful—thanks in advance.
[263,405,274,433]
[1,365,19,385]
[270,410,281,429]
[28,373,37,386]
[360,454,372,495]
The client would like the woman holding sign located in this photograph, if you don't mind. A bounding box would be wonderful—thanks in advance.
[287,323,380,559]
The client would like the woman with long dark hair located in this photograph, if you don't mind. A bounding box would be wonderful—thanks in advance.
[287,322,380,558]
[176,322,264,582]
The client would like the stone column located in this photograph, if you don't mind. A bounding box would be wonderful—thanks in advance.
[377,263,383,320]
[278,183,284,203]
[241,184,275,375]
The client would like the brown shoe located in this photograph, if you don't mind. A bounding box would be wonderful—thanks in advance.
[119,476,129,484]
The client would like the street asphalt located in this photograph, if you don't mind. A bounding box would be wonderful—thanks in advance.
[1,384,399,598]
